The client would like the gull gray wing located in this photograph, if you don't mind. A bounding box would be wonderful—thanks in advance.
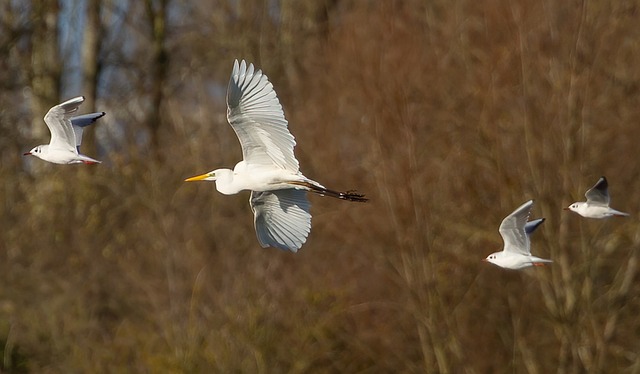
[499,200,534,256]
[71,112,105,152]
[44,96,85,153]
[524,218,545,236]
[585,176,609,206]
[227,59,299,172]
[250,189,311,252]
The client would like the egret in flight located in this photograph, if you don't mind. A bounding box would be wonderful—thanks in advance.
[484,200,552,269]
[24,96,104,164]
[185,60,367,252]
[564,176,629,218]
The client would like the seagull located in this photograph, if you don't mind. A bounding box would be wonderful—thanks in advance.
[484,200,552,269]
[185,60,367,252]
[565,176,629,218]
[24,96,103,164]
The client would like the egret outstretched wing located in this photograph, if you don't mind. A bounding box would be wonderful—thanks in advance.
[44,96,85,153]
[499,200,533,256]
[250,189,311,252]
[227,59,299,172]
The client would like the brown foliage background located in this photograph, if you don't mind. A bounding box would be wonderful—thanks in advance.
[1,0,639,372]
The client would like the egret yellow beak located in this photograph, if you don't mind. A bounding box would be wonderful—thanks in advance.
[184,173,209,182]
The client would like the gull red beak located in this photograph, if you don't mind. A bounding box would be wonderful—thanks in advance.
[562,207,570,210]
[23,152,31,156]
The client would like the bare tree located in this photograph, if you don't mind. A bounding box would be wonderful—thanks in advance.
[80,0,104,156]
[28,1,61,138]
[144,0,169,159]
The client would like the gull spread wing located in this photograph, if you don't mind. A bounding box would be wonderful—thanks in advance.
[585,176,609,206]
[499,200,534,256]
[44,96,85,153]
[524,218,545,236]
[227,59,299,172]
[71,112,105,152]
[250,189,311,252]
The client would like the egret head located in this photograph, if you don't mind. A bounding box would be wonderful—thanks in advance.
[184,170,218,182]
[184,168,237,195]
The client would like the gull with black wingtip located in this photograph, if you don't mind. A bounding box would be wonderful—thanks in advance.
[484,200,552,270]
[24,96,104,165]
[565,176,629,218]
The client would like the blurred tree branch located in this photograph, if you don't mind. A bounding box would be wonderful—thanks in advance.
[80,0,105,156]
[144,0,169,159]
[28,1,62,139]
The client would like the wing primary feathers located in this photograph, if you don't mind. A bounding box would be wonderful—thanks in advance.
[250,190,311,252]
[71,112,106,127]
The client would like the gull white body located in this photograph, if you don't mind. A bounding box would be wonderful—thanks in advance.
[567,204,628,219]
[24,96,104,164]
[565,176,629,218]
[185,60,366,252]
[484,200,552,270]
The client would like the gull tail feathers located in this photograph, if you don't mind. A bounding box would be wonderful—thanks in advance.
[612,209,630,217]
[531,257,553,266]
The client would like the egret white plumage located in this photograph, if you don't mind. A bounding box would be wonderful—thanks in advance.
[565,176,629,218]
[185,60,367,252]
[24,96,104,164]
[484,200,552,269]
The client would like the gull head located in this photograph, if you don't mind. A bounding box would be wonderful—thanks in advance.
[564,202,582,212]
[483,252,500,266]
[23,145,47,158]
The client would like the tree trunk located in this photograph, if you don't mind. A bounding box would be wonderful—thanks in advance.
[145,0,169,160]
[29,1,61,139]
[81,0,103,156]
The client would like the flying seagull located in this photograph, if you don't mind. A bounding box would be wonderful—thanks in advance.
[484,200,552,269]
[565,176,629,218]
[24,96,103,164]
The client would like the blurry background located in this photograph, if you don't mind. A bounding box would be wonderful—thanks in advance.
[1,0,639,372]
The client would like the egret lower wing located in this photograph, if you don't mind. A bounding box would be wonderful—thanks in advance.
[250,189,311,252]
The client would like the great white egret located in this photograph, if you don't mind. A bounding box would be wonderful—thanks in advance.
[185,60,367,252]
[484,200,552,269]
[24,96,104,164]
[564,176,629,218]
